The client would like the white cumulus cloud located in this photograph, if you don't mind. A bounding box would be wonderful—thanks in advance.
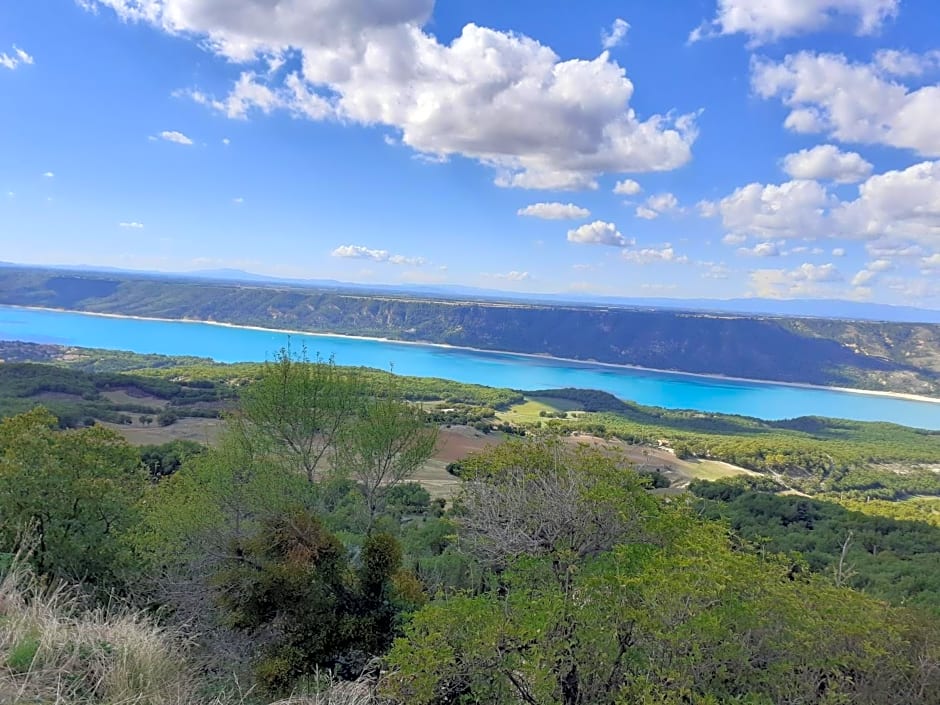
[517,202,590,220]
[851,260,891,287]
[118,221,144,229]
[690,0,899,45]
[709,160,940,275]
[753,51,940,157]
[781,144,872,183]
[708,179,833,240]
[636,192,680,219]
[332,244,426,266]
[749,262,843,298]
[738,241,783,257]
[835,160,940,247]
[567,220,631,247]
[613,178,642,196]
[85,0,698,191]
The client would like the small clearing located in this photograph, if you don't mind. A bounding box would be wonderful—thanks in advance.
[102,417,223,445]
[415,426,505,499]
[498,396,584,424]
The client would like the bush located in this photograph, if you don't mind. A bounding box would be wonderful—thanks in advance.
[156,410,178,427]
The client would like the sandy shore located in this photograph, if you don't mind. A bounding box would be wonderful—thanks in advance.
[6,304,940,405]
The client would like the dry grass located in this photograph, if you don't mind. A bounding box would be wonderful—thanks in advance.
[101,417,224,446]
[0,560,204,705]
[0,557,383,705]
[268,678,378,705]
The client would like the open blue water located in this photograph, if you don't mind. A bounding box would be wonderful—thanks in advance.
[2,305,940,429]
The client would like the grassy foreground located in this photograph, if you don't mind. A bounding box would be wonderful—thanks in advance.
[0,558,380,705]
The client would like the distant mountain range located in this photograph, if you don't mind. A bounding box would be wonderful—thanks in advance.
[2,261,940,324]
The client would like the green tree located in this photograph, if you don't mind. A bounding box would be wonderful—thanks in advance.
[132,421,313,567]
[240,345,363,483]
[0,407,145,589]
[385,437,940,705]
[139,439,204,480]
[336,395,438,532]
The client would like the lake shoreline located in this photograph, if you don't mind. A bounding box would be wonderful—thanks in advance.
[5,304,940,407]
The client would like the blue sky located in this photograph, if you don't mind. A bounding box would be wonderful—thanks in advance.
[2,1,939,306]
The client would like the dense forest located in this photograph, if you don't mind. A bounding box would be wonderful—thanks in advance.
[3,265,940,396]
[2,349,939,704]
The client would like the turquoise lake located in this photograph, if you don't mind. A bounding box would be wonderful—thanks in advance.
[2,305,940,429]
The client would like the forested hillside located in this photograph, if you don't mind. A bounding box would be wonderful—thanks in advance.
[3,266,940,396]
[2,352,939,704]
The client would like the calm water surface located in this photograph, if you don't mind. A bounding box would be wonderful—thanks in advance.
[2,306,940,429]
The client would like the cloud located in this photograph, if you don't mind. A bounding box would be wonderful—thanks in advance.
[709,159,940,273]
[703,263,731,279]
[865,240,925,259]
[850,259,891,287]
[922,253,940,270]
[0,45,34,70]
[647,193,678,211]
[331,244,427,266]
[690,0,899,45]
[517,202,590,220]
[613,178,642,196]
[835,160,940,248]
[222,137,231,145]
[622,245,688,264]
[738,241,782,257]
[697,199,718,217]
[86,0,698,191]
[873,49,940,77]
[753,51,940,157]
[634,192,679,220]
[486,270,531,281]
[749,262,843,298]
[158,130,194,145]
[601,18,630,50]
[232,197,244,204]
[118,221,144,229]
[567,220,631,247]
[708,179,833,240]
[187,72,333,121]
[42,171,54,178]
[781,144,872,183]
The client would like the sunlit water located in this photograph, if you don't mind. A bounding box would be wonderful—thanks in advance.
[2,306,940,429]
